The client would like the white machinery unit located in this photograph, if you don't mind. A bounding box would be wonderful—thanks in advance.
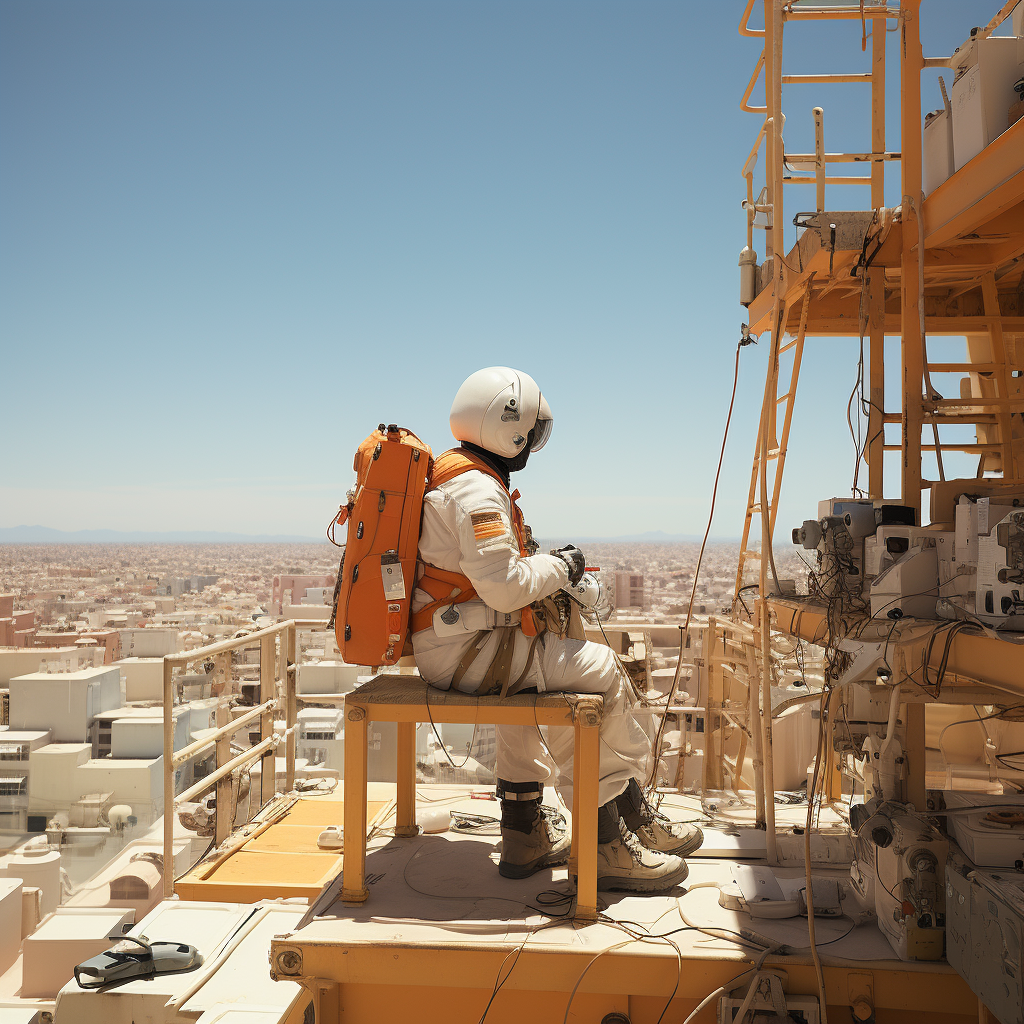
[949,31,1023,171]
[944,792,1024,868]
[869,543,940,620]
[947,859,1024,1024]
[978,508,1024,628]
[923,106,954,194]
[938,494,1024,628]
[863,525,940,578]
[793,499,916,601]
[860,807,947,961]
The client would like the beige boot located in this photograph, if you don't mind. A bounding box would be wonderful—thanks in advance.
[635,815,704,857]
[498,806,571,879]
[596,818,689,892]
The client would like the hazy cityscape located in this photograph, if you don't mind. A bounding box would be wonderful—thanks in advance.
[0,540,811,640]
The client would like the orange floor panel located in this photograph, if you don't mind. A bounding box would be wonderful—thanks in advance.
[175,793,392,903]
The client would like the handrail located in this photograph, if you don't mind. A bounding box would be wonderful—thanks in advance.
[741,52,767,114]
[165,620,291,666]
[170,698,277,768]
[162,618,327,897]
[739,0,765,37]
[176,735,278,806]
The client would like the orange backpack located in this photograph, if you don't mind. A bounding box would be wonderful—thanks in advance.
[331,430,540,667]
[332,425,433,666]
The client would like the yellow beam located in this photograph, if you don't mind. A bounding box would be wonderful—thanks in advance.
[769,599,1024,698]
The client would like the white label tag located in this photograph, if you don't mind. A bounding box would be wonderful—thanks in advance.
[382,559,406,600]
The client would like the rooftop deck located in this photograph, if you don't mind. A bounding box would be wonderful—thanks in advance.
[261,786,976,1024]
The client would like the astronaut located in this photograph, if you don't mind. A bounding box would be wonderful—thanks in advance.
[412,366,702,891]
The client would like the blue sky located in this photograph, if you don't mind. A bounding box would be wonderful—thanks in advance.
[0,1,1000,538]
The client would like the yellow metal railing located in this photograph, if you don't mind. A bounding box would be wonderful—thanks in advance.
[161,618,330,897]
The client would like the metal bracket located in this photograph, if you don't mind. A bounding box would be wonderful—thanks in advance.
[848,970,875,1023]
[562,693,603,728]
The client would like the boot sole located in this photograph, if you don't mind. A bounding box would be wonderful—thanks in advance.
[498,848,571,880]
[596,860,689,893]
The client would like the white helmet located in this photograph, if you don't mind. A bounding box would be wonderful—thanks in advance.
[449,367,553,459]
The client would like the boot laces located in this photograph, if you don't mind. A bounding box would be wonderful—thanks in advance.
[618,819,647,864]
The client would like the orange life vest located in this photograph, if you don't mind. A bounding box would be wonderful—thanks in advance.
[411,449,542,638]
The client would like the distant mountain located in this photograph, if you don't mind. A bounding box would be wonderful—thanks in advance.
[0,525,738,545]
[0,526,325,544]
[539,531,739,544]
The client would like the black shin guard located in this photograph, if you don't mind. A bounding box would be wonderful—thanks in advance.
[597,800,622,844]
[615,778,649,833]
[497,779,543,835]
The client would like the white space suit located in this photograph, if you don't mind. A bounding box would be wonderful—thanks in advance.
[411,365,699,890]
[412,464,651,807]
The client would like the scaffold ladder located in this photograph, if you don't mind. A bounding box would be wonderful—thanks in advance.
[733,289,811,612]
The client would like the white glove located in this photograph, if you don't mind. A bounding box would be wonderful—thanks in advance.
[562,571,601,610]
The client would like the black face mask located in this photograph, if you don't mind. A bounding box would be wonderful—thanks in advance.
[462,427,536,489]
[503,427,536,474]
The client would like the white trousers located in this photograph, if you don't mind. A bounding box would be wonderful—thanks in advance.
[497,633,651,807]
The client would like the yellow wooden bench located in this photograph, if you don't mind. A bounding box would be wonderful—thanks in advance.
[341,674,604,920]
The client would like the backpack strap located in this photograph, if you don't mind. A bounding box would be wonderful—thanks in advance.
[411,448,545,640]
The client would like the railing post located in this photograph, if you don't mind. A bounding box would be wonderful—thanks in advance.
[260,634,276,808]
[284,624,297,793]
[214,699,233,844]
[162,656,175,898]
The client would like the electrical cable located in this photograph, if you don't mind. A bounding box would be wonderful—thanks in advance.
[424,683,477,772]
[476,919,565,1024]
[646,337,746,791]
[802,684,832,1024]
[679,941,782,1024]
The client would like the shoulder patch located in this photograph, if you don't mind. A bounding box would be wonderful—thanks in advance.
[470,510,506,542]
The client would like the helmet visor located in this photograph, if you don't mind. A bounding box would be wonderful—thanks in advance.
[531,394,553,451]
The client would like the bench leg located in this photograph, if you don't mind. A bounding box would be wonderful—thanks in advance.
[569,728,580,877]
[575,717,600,922]
[396,721,418,837]
[342,706,370,902]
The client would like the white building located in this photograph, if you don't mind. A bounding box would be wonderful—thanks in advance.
[296,708,344,769]
[117,657,164,702]
[118,627,181,659]
[9,666,121,742]
[0,729,52,832]
[0,647,103,688]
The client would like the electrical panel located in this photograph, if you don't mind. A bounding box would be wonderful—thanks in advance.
[946,860,1024,1024]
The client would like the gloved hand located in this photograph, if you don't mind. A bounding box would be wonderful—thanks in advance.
[550,544,586,586]
[563,571,601,610]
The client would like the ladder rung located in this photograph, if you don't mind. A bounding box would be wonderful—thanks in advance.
[768,448,783,459]
[782,73,873,84]
[784,151,900,163]
[776,391,793,404]
[883,443,1003,453]
[929,398,1024,409]
[923,412,1001,424]
[927,362,1004,373]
